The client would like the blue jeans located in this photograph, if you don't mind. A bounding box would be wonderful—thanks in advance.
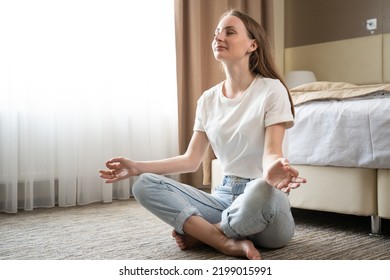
[132,173,295,248]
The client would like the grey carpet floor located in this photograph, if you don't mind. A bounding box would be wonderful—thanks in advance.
[1,198,389,260]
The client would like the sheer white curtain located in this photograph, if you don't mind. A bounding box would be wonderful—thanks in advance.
[0,0,178,213]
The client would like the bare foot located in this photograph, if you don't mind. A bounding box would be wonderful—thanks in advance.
[172,229,261,259]
[172,230,202,250]
[213,223,261,259]
[220,238,261,260]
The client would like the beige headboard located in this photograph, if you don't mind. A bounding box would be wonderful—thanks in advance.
[384,33,390,82]
[285,34,390,85]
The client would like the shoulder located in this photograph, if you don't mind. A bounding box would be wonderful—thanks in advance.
[255,76,286,92]
[198,82,223,104]
[254,77,288,103]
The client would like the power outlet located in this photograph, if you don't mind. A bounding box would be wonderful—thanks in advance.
[366,18,377,32]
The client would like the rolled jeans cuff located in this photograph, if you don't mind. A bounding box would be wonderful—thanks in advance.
[220,210,241,239]
[174,206,201,234]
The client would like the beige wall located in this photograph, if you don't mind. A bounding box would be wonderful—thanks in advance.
[384,33,390,82]
[285,35,383,84]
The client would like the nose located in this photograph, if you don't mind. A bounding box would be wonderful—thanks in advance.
[214,32,223,42]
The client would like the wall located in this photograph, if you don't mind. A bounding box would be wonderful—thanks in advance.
[384,0,390,81]
[285,0,383,48]
[272,0,285,74]
[284,0,390,84]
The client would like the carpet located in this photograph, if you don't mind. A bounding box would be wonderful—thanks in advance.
[1,198,389,260]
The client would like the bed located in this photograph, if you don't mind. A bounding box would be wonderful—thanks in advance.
[281,32,390,234]
[286,82,390,234]
[210,81,390,234]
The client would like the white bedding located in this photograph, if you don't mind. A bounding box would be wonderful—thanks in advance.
[287,83,390,169]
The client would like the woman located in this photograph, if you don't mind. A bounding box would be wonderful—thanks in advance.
[99,10,306,260]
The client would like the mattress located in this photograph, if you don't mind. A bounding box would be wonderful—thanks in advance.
[286,82,390,169]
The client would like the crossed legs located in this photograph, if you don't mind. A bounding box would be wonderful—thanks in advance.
[132,173,294,259]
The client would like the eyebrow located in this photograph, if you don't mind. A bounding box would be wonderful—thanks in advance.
[215,25,236,33]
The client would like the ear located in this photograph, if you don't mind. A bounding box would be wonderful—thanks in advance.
[248,39,258,52]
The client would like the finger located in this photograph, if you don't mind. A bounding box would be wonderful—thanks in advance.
[276,179,290,190]
[106,157,126,164]
[99,173,115,180]
[281,158,290,166]
[289,182,301,189]
[105,178,119,184]
[285,165,299,177]
[105,161,118,169]
[289,178,307,189]
[105,157,123,168]
[291,177,307,184]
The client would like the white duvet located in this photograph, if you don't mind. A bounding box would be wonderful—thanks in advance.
[286,82,390,169]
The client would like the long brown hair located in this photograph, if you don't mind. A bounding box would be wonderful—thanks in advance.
[221,10,295,116]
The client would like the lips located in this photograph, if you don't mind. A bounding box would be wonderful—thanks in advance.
[215,45,227,51]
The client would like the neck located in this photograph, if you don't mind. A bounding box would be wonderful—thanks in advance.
[224,68,255,99]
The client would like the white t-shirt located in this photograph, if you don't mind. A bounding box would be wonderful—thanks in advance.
[194,75,294,179]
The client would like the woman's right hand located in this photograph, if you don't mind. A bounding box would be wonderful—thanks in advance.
[99,157,139,183]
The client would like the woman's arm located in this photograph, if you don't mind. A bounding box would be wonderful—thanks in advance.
[262,123,306,192]
[99,131,210,183]
[262,123,285,169]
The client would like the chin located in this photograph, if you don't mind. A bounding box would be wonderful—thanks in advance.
[213,53,226,62]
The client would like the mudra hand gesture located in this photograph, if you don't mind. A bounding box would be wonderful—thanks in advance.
[263,158,307,193]
[99,157,138,183]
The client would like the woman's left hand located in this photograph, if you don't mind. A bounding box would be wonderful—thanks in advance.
[263,158,307,193]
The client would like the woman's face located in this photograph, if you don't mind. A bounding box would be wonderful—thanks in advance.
[212,15,256,63]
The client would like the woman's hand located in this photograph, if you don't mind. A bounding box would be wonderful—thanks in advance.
[263,158,307,193]
[99,157,139,183]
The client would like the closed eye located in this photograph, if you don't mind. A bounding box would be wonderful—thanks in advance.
[214,26,237,37]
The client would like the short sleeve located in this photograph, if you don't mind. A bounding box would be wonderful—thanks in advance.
[264,82,294,129]
[193,95,206,132]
